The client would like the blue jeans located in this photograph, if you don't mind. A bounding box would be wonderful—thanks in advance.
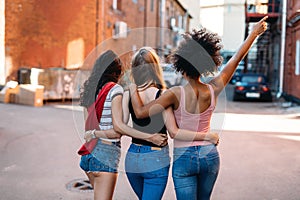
[125,143,170,200]
[172,145,220,200]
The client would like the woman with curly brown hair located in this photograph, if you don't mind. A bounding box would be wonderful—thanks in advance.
[78,50,167,200]
[129,17,268,199]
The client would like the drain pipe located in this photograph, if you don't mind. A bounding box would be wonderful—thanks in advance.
[159,0,165,56]
[277,0,287,98]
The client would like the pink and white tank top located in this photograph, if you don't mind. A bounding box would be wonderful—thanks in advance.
[173,84,215,148]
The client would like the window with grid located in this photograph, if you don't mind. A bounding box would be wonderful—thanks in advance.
[113,0,122,10]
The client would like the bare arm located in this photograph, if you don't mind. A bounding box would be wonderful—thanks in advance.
[128,87,219,144]
[84,129,121,142]
[112,95,167,146]
[84,90,131,141]
[210,16,268,95]
[163,107,219,144]
[129,84,178,118]
[122,90,130,124]
[83,108,121,142]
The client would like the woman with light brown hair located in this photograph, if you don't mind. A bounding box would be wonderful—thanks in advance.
[123,47,219,200]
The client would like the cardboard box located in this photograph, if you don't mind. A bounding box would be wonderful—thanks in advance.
[0,86,20,103]
[18,84,44,107]
[9,93,19,104]
[0,93,6,103]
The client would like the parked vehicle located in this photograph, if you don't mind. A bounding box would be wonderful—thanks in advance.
[233,73,272,102]
[162,64,183,88]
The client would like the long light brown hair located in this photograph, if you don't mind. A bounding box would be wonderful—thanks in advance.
[131,47,166,89]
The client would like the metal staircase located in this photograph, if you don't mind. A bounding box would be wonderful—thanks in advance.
[244,0,281,89]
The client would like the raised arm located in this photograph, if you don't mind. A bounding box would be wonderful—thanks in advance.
[112,94,167,146]
[163,107,219,144]
[129,84,178,118]
[211,16,268,94]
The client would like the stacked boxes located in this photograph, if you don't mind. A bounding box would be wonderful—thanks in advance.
[18,84,44,107]
[0,84,44,107]
[0,86,20,103]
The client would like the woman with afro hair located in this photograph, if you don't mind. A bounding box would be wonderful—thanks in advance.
[129,16,268,199]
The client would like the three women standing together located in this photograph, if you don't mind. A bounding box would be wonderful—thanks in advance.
[78,16,268,200]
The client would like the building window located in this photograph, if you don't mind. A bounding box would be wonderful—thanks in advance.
[296,40,300,76]
[113,0,122,10]
[177,15,183,29]
[132,0,137,4]
[170,17,176,29]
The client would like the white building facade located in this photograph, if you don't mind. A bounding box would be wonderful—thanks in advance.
[199,0,245,51]
[178,0,201,31]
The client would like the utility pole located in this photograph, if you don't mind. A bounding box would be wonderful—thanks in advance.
[159,0,165,56]
[277,0,287,98]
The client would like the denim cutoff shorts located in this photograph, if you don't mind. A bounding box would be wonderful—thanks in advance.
[80,139,121,173]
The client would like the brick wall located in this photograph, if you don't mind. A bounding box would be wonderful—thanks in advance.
[5,0,189,80]
[5,0,96,78]
[284,0,300,100]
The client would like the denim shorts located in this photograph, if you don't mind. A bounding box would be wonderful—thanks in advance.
[79,139,121,173]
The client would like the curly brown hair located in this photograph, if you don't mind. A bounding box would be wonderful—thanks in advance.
[79,50,122,108]
[169,28,223,79]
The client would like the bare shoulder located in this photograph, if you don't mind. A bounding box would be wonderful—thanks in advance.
[208,76,224,96]
[161,86,181,101]
[168,86,181,96]
[163,86,181,109]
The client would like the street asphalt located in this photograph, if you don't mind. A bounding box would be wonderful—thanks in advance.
[0,98,299,200]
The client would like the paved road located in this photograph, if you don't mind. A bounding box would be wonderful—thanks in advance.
[0,87,299,199]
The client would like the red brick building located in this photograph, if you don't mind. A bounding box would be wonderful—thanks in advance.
[3,0,190,81]
[284,0,300,102]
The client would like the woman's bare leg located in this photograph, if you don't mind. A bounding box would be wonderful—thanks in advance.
[93,172,118,200]
[85,172,95,188]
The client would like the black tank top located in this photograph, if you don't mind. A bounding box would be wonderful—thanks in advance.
[129,89,167,147]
